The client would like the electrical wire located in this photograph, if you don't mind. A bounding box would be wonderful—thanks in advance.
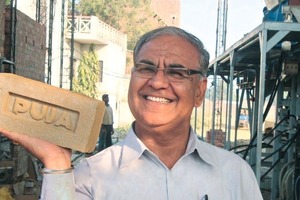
[259,125,300,179]
[261,127,298,164]
[233,122,300,181]
[264,129,290,145]
[242,114,296,160]
[260,136,295,179]
[242,62,282,159]
[231,115,295,153]
[230,143,272,154]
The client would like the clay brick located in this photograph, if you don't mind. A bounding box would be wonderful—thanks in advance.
[0,73,105,152]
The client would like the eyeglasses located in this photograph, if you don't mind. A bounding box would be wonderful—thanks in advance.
[132,62,205,82]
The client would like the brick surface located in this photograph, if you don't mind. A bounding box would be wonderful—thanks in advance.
[4,8,46,81]
[206,129,225,148]
[0,74,105,152]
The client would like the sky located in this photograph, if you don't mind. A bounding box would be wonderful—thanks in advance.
[181,0,266,60]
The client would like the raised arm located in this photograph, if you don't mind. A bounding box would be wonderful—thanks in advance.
[0,128,71,169]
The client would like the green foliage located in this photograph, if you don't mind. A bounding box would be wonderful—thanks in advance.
[73,45,100,98]
[76,0,127,29]
[126,16,150,50]
[74,0,153,50]
[114,125,130,140]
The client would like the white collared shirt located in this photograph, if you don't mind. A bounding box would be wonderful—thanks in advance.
[102,105,113,125]
[41,126,263,200]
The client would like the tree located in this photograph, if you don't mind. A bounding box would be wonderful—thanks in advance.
[74,0,153,50]
[72,45,100,98]
[76,0,127,29]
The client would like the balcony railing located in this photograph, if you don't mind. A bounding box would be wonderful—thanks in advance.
[67,16,127,50]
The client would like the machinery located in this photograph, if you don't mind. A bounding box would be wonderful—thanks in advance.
[207,0,300,199]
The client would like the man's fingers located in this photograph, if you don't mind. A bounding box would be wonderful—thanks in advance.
[0,128,36,144]
[0,128,24,143]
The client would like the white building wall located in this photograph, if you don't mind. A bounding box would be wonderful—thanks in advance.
[17,0,36,20]
[15,2,133,128]
[101,43,131,128]
[75,41,128,128]
[49,0,67,87]
[17,0,67,87]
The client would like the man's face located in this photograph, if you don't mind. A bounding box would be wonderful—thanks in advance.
[128,35,207,129]
[103,96,109,104]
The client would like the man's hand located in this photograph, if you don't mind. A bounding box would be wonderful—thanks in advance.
[0,128,72,170]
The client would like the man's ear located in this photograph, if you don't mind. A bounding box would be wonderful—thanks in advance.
[194,79,207,107]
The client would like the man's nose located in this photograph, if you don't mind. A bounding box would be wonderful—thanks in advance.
[148,69,170,88]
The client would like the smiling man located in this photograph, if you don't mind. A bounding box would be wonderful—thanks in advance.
[0,26,263,200]
[128,32,208,170]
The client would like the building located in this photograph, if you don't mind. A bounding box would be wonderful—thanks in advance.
[65,15,128,127]
[1,0,181,131]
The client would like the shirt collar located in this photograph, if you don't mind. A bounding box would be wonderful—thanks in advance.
[186,129,218,166]
[119,126,148,168]
[120,125,218,168]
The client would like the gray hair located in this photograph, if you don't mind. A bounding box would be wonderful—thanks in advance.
[133,26,210,75]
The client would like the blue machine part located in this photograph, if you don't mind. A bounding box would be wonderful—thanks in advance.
[263,0,288,22]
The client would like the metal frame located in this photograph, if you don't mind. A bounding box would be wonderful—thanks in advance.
[207,21,300,197]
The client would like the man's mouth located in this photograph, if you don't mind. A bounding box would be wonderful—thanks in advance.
[145,96,171,104]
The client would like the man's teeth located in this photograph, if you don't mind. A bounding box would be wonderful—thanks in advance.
[146,96,170,103]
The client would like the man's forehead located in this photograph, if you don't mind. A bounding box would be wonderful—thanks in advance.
[146,34,189,44]
[137,36,200,64]
[139,36,196,54]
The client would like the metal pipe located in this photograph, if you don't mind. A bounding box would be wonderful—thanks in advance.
[70,0,75,90]
[255,30,268,186]
[201,98,206,140]
[47,0,54,84]
[211,63,218,145]
[226,51,234,150]
[59,0,65,88]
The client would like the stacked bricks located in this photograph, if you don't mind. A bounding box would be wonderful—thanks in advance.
[5,8,46,81]
[0,1,5,56]
[206,129,226,148]
[0,74,105,152]
[289,0,300,5]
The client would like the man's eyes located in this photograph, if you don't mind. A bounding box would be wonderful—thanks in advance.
[135,64,188,77]
[136,65,155,72]
[166,69,187,77]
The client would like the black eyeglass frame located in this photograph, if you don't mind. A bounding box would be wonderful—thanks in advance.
[132,62,206,81]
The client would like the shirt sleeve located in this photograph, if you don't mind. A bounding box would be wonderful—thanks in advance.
[40,166,94,200]
[40,173,76,200]
[241,161,264,200]
[40,158,94,200]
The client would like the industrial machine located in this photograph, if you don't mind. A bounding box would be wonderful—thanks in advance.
[207,0,300,199]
